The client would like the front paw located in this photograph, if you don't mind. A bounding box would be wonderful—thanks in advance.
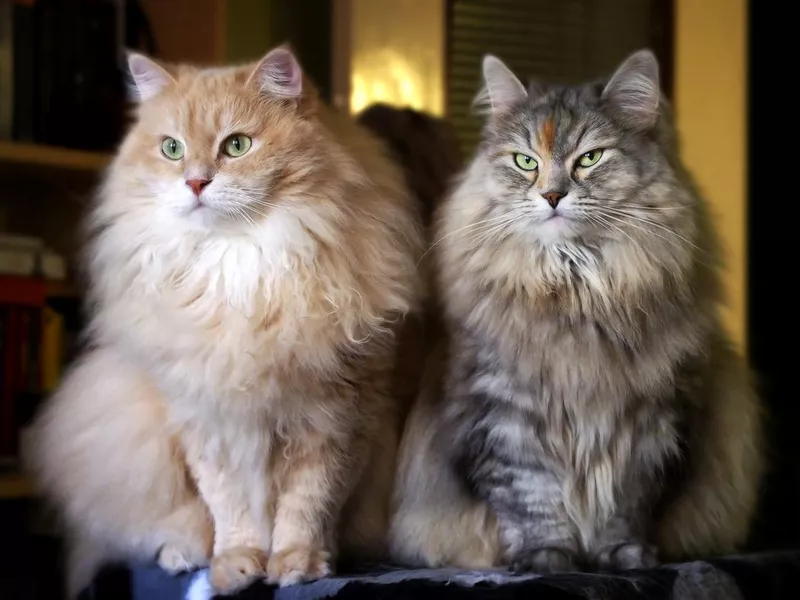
[510,547,577,574]
[157,543,210,574]
[267,546,332,587]
[209,546,269,595]
[595,542,658,571]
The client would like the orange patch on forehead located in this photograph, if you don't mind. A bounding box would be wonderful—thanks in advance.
[540,117,555,153]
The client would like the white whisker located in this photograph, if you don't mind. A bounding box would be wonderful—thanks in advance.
[597,208,704,254]
[417,213,516,266]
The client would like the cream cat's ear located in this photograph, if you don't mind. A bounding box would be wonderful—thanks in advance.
[248,46,303,100]
[126,52,175,102]
[474,55,528,115]
[602,49,660,131]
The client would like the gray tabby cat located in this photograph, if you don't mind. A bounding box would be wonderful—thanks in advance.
[388,50,764,572]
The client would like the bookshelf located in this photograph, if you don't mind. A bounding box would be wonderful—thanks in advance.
[0,472,33,500]
[0,141,110,173]
[45,280,80,300]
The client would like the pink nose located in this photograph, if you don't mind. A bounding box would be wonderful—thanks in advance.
[186,178,211,196]
[542,191,565,208]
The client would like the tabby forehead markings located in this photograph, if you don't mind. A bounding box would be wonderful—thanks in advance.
[539,117,556,155]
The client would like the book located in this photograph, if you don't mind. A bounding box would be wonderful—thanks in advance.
[0,234,67,280]
[40,305,62,393]
[0,0,12,140]
[0,275,46,306]
[11,0,36,142]
[1,306,20,455]
[0,247,37,276]
[0,277,46,457]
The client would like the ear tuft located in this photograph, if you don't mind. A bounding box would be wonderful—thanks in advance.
[473,54,528,116]
[126,52,175,102]
[249,46,303,99]
[601,49,660,130]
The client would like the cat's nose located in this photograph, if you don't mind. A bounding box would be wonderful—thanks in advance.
[542,191,565,208]
[186,178,211,197]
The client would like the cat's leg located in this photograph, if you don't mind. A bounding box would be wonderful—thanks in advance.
[588,430,663,570]
[591,512,659,571]
[453,392,580,573]
[478,471,580,573]
[180,427,272,594]
[25,348,212,598]
[267,431,360,587]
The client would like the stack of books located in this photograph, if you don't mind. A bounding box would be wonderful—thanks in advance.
[0,234,67,459]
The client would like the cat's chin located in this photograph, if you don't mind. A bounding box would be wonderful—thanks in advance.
[531,215,580,245]
[184,204,228,230]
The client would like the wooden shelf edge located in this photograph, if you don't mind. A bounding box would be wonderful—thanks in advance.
[0,140,111,172]
[0,472,34,500]
[45,280,81,299]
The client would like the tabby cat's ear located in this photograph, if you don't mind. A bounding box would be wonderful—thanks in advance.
[126,52,175,102]
[602,49,660,131]
[474,55,528,115]
[248,46,303,100]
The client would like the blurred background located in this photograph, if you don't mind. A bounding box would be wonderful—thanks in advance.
[0,0,790,597]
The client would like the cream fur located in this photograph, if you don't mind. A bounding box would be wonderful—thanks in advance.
[26,49,422,596]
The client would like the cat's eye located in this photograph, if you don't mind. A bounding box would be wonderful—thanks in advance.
[161,137,185,160]
[577,149,603,168]
[223,134,252,158]
[513,153,538,171]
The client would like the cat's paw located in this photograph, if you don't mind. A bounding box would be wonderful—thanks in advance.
[595,542,658,571]
[209,546,269,595]
[510,547,577,574]
[267,546,332,586]
[157,543,210,574]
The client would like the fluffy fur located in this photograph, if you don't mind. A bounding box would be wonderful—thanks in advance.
[356,104,464,418]
[26,47,422,596]
[389,51,763,572]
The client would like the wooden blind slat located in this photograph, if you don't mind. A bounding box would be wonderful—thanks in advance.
[447,0,661,157]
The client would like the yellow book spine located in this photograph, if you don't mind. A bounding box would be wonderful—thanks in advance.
[41,306,63,393]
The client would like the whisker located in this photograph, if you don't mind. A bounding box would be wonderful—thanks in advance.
[417,214,517,266]
[597,208,704,254]
[605,203,691,212]
[463,219,516,250]
[595,211,712,269]
[588,213,637,246]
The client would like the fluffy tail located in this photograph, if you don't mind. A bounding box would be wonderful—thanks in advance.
[657,339,764,559]
[389,374,500,568]
[23,348,212,598]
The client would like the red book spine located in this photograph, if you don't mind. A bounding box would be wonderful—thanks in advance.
[0,276,45,455]
[0,276,46,307]
[1,309,20,455]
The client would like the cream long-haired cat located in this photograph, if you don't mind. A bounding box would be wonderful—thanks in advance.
[389,51,763,572]
[26,47,421,596]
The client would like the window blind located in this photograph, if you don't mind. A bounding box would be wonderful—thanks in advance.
[446,0,671,156]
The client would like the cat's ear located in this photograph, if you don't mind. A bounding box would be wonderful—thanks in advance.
[602,49,660,131]
[248,46,303,100]
[126,52,175,102]
[474,55,528,115]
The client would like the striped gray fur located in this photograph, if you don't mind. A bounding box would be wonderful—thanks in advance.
[389,50,764,574]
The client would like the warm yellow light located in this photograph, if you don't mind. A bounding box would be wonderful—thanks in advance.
[350,49,427,114]
[348,0,444,116]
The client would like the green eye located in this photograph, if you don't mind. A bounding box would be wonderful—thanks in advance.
[223,134,252,157]
[161,137,184,160]
[513,153,538,171]
[577,149,603,168]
